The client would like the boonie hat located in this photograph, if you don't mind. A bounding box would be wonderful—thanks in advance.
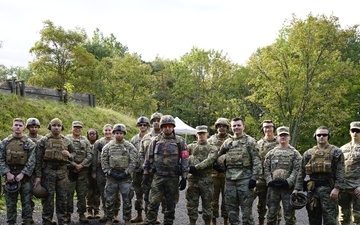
[72,121,83,127]
[350,121,360,130]
[196,125,208,133]
[277,126,289,135]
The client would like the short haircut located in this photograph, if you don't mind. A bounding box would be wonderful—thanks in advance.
[13,118,25,125]
[232,117,244,124]
[316,126,330,133]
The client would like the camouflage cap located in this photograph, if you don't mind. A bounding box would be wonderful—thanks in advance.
[50,118,63,125]
[350,121,360,130]
[72,121,83,128]
[276,126,289,135]
[196,125,208,133]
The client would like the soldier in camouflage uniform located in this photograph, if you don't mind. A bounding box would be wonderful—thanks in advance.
[264,126,302,225]
[143,115,189,225]
[101,124,137,225]
[0,118,36,225]
[187,125,218,225]
[139,112,163,225]
[93,124,121,222]
[339,121,360,225]
[208,118,231,225]
[25,117,43,223]
[85,128,100,219]
[33,118,75,225]
[293,126,345,225]
[218,117,261,225]
[256,120,281,225]
[65,121,93,223]
[130,116,150,223]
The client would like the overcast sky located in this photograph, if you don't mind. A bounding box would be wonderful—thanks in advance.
[0,0,359,68]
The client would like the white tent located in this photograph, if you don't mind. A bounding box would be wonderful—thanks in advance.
[174,117,197,135]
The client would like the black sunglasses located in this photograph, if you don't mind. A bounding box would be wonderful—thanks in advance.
[351,129,360,134]
[316,133,328,137]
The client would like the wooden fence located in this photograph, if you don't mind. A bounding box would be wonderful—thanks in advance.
[0,79,96,107]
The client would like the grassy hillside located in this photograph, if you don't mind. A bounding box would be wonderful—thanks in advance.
[0,93,138,139]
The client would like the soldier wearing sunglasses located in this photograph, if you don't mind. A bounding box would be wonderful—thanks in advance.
[338,121,360,225]
[293,126,345,225]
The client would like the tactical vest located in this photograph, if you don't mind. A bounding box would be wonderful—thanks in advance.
[305,145,334,174]
[270,147,294,180]
[108,141,130,170]
[6,135,28,165]
[153,136,181,174]
[344,144,360,177]
[72,138,87,163]
[258,138,278,160]
[226,137,251,168]
[44,135,68,162]
[188,143,211,166]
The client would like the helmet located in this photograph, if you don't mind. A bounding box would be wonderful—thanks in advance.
[160,115,176,127]
[214,118,230,129]
[137,116,150,126]
[112,123,127,134]
[272,169,289,180]
[26,118,41,128]
[4,181,21,193]
[33,184,49,198]
[290,193,307,210]
[150,112,163,124]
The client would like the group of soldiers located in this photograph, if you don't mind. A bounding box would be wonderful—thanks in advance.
[0,113,360,225]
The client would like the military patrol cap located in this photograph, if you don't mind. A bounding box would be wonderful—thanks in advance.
[72,121,83,128]
[196,125,208,133]
[277,126,289,135]
[350,121,360,130]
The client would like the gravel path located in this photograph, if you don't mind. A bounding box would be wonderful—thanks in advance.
[0,190,309,225]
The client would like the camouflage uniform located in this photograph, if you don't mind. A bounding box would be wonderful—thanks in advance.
[187,133,218,225]
[65,132,93,220]
[0,134,36,225]
[294,143,345,225]
[218,134,262,225]
[208,133,231,223]
[339,121,360,225]
[35,132,74,225]
[144,132,189,225]
[264,141,302,225]
[256,137,279,224]
[101,137,137,223]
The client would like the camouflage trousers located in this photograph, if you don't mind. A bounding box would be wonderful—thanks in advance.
[96,166,120,215]
[225,178,255,225]
[266,187,295,225]
[67,168,89,215]
[306,185,338,225]
[104,176,134,221]
[256,181,282,222]
[132,170,144,211]
[146,174,179,225]
[186,176,213,221]
[339,188,360,225]
[41,167,69,225]
[4,176,32,224]
[86,171,100,211]
[212,172,227,218]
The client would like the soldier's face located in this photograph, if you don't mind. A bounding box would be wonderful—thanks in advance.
[13,121,25,135]
[114,131,125,141]
[315,128,329,144]
[278,133,290,144]
[196,132,208,142]
[28,124,40,135]
[262,122,274,136]
[350,128,360,141]
[231,120,244,136]
[162,124,174,135]
[217,125,228,134]
[88,131,97,141]
[138,123,148,132]
[103,126,112,139]
[51,124,62,135]
[152,119,161,130]
[72,126,82,136]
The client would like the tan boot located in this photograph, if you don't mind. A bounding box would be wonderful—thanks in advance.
[130,210,143,223]
[105,220,113,225]
[113,215,120,223]
[211,218,217,225]
[86,208,94,219]
[190,220,197,225]
[223,217,229,225]
[79,214,89,223]
[155,218,161,224]
[94,210,101,219]
[138,222,145,225]
[99,215,107,222]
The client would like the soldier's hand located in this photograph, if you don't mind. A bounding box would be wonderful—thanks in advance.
[15,173,24,182]
[213,164,225,173]
[189,166,197,174]
[248,179,257,189]
[330,188,339,200]
[6,172,15,183]
[355,187,360,196]
[179,177,187,191]
[33,177,41,188]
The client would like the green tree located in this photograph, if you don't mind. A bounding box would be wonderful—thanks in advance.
[29,20,97,91]
[247,14,358,148]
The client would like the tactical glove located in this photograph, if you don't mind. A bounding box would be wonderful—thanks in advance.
[179,177,187,191]
[189,166,197,174]
[269,180,288,188]
[213,164,225,173]
[248,179,257,189]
